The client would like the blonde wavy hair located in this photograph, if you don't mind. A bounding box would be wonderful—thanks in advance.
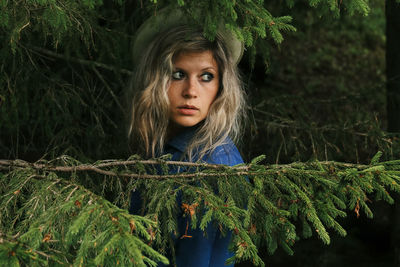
[129,26,246,161]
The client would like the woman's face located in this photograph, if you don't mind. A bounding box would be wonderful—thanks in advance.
[167,50,219,129]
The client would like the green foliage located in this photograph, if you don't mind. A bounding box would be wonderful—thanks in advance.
[0,234,49,266]
[1,155,400,265]
[0,0,398,266]
[243,0,393,164]
[0,0,373,54]
[0,0,390,161]
[0,159,169,266]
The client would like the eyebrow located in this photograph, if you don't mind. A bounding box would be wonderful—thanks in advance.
[201,67,217,72]
[172,67,218,72]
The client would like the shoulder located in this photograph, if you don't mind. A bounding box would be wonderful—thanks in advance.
[203,138,244,166]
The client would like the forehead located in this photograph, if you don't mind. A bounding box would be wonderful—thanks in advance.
[172,50,218,69]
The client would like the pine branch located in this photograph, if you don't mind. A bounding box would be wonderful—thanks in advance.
[1,153,400,266]
[0,167,169,266]
[0,232,64,265]
[1,157,397,179]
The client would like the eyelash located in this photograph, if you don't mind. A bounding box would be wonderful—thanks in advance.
[171,71,214,82]
[201,73,214,82]
[172,71,185,80]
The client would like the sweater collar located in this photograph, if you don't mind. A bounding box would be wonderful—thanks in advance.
[166,125,199,153]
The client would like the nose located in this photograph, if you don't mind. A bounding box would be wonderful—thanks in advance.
[182,76,198,98]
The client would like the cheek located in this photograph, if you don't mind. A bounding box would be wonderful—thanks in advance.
[204,89,219,114]
[209,93,217,107]
[167,85,178,104]
[211,76,220,102]
[209,84,220,104]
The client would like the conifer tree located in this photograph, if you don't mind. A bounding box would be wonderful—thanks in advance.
[0,0,398,266]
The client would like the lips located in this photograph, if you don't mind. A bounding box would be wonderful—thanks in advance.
[177,105,199,115]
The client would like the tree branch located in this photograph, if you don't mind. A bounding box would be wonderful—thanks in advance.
[0,232,58,261]
[0,157,384,180]
[27,46,134,76]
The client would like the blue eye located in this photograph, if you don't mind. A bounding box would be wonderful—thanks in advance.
[172,71,185,80]
[201,72,214,82]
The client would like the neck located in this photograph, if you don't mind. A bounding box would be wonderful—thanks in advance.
[166,122,184,141]
[166,122,203,141]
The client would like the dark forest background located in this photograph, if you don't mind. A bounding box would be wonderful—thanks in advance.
[1,0,400,266]
[244,1,399,266]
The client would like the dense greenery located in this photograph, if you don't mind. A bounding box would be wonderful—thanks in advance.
[1,0,399,266]
[0,0,382,161]
[1,154,400,266]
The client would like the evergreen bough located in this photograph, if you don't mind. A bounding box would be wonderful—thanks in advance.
[1,152,399,266]
[1,0,398,266]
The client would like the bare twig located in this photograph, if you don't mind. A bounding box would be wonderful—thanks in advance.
[65,186,79,201]
[0,157,382,180]
[28,46,133,76]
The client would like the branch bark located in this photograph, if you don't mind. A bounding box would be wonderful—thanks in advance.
[0,157,383,180]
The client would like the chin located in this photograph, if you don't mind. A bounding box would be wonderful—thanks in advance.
[173,118,202,128]
[177,122,199,128]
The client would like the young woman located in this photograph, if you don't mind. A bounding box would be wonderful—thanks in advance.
[129,10,246,267]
